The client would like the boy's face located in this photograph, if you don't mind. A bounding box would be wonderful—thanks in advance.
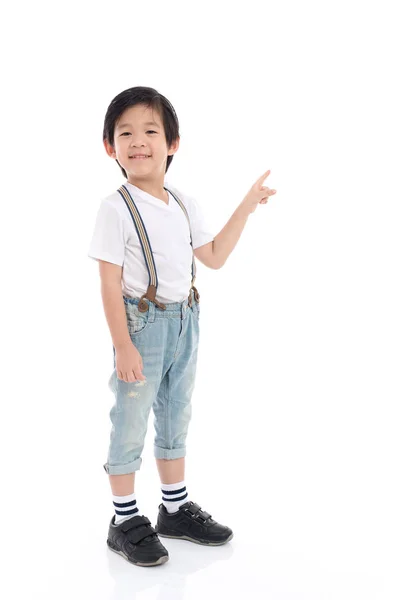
[104,104,179,181]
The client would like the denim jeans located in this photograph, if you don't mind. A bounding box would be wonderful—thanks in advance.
[103,288,200,475]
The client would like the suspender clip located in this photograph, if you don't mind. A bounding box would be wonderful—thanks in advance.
[138,296,149,313]
[138,286,167,312]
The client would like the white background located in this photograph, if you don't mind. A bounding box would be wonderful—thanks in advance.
[1,0,399,598]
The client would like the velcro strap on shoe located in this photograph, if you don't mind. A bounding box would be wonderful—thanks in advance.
[198,511,211,521]
[185,503,211,521]
[121,515,156,544]
[127,524,156,544]
[121,515,150,532]
[185,503,201,516]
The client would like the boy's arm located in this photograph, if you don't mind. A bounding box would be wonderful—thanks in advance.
[194,169,275,270]
[194,203,251,269]
[98,260,132,350]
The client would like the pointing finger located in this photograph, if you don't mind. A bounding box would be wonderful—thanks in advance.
[256,169,271,185]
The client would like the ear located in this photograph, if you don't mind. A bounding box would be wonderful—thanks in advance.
[103,139,116,158]
[168,136,180,157]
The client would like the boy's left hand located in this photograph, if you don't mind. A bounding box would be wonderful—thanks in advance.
[241,169,277,214]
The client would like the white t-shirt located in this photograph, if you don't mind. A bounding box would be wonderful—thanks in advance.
[87,180,215,303]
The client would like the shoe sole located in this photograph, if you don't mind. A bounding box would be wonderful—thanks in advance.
[107,539,169,567]
[155,528,233,546]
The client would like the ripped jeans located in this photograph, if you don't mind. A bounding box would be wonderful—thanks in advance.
[103,288,200,475]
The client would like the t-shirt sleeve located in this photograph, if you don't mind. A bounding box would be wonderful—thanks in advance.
[87,199,127,266]
[183,192,216,250]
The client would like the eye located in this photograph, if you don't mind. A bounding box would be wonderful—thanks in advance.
[121,131,157,136]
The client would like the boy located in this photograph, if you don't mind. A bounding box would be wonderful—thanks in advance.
[88,86,276,567]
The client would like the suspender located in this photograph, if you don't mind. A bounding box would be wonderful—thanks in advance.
[117,184,200,312]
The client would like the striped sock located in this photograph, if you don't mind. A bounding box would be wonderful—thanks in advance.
[113,491,140,525]
[161,480,189,513]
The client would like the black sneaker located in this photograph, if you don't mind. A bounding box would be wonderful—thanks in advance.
[155,501,233,546]
[107,514,169,567]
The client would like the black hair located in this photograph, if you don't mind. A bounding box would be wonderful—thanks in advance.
[102,86,180,178]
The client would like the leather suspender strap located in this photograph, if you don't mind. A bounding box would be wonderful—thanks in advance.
[117,184,200,312]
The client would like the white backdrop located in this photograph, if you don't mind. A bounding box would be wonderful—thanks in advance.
[1,1,399,598]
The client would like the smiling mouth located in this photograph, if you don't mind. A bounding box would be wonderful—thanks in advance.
[129,155,151,159]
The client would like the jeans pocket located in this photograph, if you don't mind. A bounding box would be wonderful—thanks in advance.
[126,306,151,335]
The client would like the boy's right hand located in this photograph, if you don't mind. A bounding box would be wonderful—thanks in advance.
[115,341,146,383]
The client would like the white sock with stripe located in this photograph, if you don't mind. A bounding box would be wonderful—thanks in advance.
[161,480,189,513]
[113,491,141,525]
